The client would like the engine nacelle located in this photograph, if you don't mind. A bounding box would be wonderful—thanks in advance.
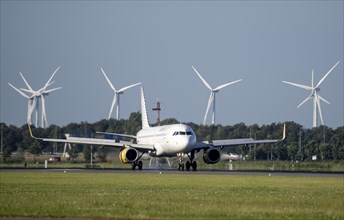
[119,147,138,164]
[203,148,221,164]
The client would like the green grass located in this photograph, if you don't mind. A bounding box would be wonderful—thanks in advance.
[1,172,343,219]
[212,160,344,172]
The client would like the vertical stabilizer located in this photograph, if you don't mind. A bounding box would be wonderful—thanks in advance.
[141,86,150,129]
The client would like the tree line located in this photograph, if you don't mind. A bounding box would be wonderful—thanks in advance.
[1,112,343,162]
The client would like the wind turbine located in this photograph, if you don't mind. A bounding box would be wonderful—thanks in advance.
[282,61,340,127]
[192,66,242,125]
[8,67,62,128]
[8,82,34,125]
[100,67,141,120]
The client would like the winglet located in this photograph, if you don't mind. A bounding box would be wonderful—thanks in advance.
[28,123,35,138]
[281,123,286,141]
[27,123,42,140]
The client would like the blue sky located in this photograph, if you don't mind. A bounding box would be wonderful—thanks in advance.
[1,1,343,128]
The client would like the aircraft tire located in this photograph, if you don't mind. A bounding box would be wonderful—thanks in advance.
[138,161,143,170]
[186,161,191,171]
[192,161,197,171]
[178,163,184,171]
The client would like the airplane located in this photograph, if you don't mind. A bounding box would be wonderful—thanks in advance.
[28,86,286,171]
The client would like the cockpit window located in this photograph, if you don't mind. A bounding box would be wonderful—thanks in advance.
[173,131,193,136]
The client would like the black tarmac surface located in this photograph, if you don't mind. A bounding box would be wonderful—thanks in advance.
[1,167,343,178]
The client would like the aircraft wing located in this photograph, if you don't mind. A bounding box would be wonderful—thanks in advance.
[211,137,282,147]
[95,131,136,139]
[193,124,286,150]
[28,125,155,151]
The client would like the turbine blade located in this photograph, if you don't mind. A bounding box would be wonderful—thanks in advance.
[100,67,117,92]
[41,95,48,128]
[316,61,340,88]
[311,70,314,88]
[204,92,214,125]
[30,97,37,120]
[108,94,118,119]
[19,72,34,91]
[44,66,60,90]
[318,95,331,105]
[36,85,47,94]
[315,94,324,125]
[46,81,55,88]
[214,79,242,91]
[44,87,62,93]
[297,95,313,108]
[192,66,212,90]
[8,83,30,98]
[30,98,35,113]
[118,82,142,93]
[282,81,313,90]
[20,88,35,94]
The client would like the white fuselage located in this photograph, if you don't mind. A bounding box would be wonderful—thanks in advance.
[136,124,197,157]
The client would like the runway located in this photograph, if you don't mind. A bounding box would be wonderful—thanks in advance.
[1,168,343,178]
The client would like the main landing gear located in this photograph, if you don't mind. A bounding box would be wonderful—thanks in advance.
[132,161,143,170]
[131,153,144,170]
[177,151,197,171]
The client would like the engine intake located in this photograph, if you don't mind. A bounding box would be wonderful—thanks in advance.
[203,148,221,164]
[119,147,138,163]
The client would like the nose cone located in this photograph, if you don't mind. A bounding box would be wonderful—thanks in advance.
[183,134,196,152]
[172,124,197,152]
[176,135,196,152]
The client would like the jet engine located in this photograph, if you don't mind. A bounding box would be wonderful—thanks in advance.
[203,148,221,164]
[119,147,138,163]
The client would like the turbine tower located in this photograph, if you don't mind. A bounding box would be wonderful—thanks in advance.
[8,66,62,128]
[282,61,340,127]
[100,67,141,120]
[192,66,242,125]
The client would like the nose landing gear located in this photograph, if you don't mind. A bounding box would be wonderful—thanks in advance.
[177,151,197,171]
[177,153,185,171]
[178,162,184,171]
[186,160,197,171]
